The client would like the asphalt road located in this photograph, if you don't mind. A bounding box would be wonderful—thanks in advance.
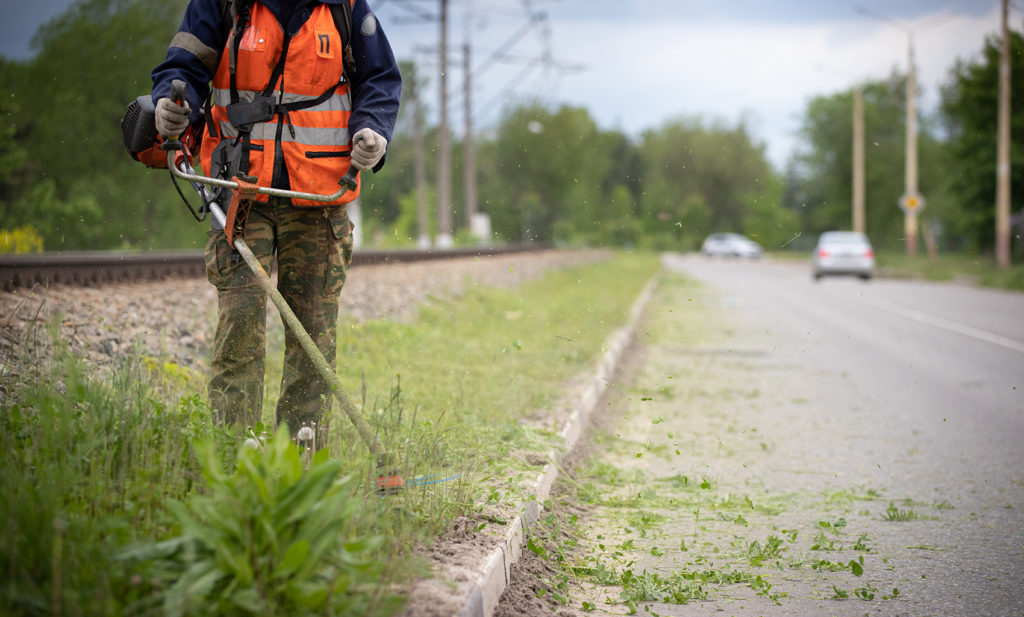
[546,254,1024,617]
[667,254,1024,488]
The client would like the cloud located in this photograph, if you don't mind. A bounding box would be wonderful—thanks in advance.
[538,6,1001,168]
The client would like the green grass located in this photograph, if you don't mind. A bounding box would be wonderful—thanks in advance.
[875,251,1024,291]
[269,252,660,482]
[1,333,230,615]
[0,250,661,616]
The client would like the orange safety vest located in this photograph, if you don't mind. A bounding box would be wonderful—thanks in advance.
[200,1,358,206]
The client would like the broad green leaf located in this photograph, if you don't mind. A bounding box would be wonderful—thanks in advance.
[277,539,310,579]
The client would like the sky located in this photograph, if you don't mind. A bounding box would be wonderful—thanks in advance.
[0,0,1015,169]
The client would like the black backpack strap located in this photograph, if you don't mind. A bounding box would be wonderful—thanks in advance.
[329,1,356,75]
[217,0,234,43]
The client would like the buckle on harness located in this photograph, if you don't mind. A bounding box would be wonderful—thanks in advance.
[226,94,276,129]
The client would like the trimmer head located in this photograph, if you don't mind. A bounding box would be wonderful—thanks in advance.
[376,473,405,494]
[374,451,404,494]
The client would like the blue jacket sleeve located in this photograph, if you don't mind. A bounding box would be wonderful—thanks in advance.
[151,0,227,125]
[347,0,402,171]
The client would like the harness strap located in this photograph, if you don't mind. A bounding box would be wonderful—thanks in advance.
[222,1,352,191]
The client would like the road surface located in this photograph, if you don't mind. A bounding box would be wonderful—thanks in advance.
[511,254,1024,617]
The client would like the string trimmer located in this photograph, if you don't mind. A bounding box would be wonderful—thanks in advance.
[122,80,401,492]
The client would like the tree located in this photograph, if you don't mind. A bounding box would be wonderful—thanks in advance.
[484,102,619,243]
[637,116,788,250]
[789,72,952,252]
[4,0,193,250]
[940,28,1024,254]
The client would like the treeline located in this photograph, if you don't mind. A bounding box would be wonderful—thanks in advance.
[364,95,795,251]
[1,0,1020,256]
[789,29,1024,254]
[1,0,198,251]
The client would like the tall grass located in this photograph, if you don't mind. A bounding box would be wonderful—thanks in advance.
[0,330,229,615]
[0,250,661,615]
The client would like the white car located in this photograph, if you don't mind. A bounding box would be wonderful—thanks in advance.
[701,233,763,259]
[812,231,875,280]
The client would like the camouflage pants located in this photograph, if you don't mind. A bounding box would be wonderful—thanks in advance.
[205,199,353,436]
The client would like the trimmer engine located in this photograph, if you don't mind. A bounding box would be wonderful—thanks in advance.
[119,94,201,169]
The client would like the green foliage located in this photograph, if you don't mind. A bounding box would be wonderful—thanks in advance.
[324,253,660,467]
[124,427,396,617]
[484,102,622,244]
[0,332,225,615]
[940,28,1024,253]
[875,251,1024,291]
[741,535,785,567]
[1,252,656,616]
[638,116,787,250]
[3,0,199,250]
[790,72,954,251]
[881,502,935,522]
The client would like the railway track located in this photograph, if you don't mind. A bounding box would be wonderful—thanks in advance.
[0,245,541,291]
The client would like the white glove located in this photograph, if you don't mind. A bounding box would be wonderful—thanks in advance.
[350,127,387,170]
[155,97,191,138]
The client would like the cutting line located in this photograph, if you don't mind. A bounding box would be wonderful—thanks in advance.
[854,294,1024,354]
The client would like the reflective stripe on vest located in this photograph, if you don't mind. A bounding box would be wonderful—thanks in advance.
[199,1,358,206]
[211,87,353,111]
[219,121,349,146]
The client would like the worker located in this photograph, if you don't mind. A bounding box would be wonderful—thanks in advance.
[150,0,401,448]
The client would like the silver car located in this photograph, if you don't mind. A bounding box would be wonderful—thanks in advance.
[812,231,875,280]
[701,233,763,259]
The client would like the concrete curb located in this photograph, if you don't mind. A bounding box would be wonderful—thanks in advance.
[458,272,661,617]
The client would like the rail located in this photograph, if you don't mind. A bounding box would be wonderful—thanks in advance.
[0,245,545,291]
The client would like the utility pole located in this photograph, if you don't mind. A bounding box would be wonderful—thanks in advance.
[903,33,921,258]
[995,0,1012,268]
[436,0,453,248]
[857,7,955,257]
[410,70,431,248]
[463,40,479,239]
[853,86,866,234]
[383,0,579,248]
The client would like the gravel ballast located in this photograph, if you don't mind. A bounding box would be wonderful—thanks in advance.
[0,249,610,372]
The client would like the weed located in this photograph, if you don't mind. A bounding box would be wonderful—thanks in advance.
[617,569,709,606]
[852,533,872,551]
[882,502,936,522]
[1,252,662,615]
[810,531,838,551]
[121,428,399,616]
[824,487,884,505]
[741,535,786,566]
[750,575,784,604]
[0,336,227,615]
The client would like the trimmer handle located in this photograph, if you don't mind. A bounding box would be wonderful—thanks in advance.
[170,79,187,107]
[339,166,359,192]
[162,79,189,159]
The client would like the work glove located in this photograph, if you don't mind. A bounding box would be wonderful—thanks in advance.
[350,127,387,170]
[155,96,191,138]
